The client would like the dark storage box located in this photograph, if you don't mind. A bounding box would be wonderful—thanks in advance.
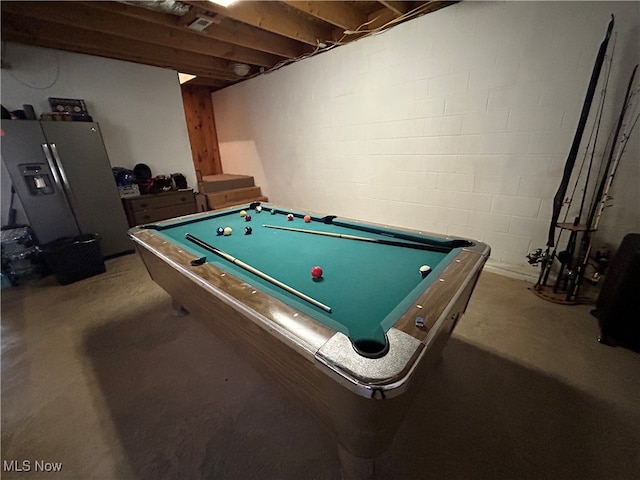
[43,234,106,285]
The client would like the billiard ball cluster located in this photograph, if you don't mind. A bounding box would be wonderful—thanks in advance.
[215,206,323,279]
[213,206,434,283]
[236,209,254,234]
[216,226,233,236]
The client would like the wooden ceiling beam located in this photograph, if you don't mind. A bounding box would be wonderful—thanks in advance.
[330,2,422,43]
[83,1,308,60]
[182,77,230,88]
[1,1,280,68]
[1,13,241,82]
[183,1,333,46]
[378,1,412,16]
[367,7,400,30]
[360,1,451,34]
[0,0,458,91]
[347,1,456,38]
[176,5,201,27]
[331,6,396,41]
[282,1,367,31]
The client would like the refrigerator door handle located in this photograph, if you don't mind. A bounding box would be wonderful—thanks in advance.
[41,143,63,186]
[49,143,80,218]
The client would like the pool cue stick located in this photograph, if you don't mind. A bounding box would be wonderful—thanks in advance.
[184,233,332,313]
[261,224,452,253]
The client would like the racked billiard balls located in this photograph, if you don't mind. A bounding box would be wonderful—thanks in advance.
[244,226,253,235]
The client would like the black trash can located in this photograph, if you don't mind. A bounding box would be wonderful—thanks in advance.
[43,234,106,285]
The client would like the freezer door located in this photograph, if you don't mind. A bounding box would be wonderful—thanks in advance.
[1,120,80,244]
[40,122,133,257]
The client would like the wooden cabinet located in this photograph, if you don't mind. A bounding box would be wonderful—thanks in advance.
[122,190,197,227]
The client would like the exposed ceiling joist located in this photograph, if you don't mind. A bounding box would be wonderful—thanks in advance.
[283,1,368,32]
[379,1,412,16]
[2,13,241,81]
[1,1,458,91]
[85,1,308,59]
[2,1,280,67]
[183,0,342,46]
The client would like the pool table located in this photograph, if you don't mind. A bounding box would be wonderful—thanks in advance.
[129,203,490,478]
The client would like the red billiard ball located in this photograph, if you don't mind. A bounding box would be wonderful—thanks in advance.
[245,214,252,222]
[287,214,294,221]
[304,215,311,223]
[311,266,323,279]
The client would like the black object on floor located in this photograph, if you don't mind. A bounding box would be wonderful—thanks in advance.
[591,233,640,352]
[43,234,106,285]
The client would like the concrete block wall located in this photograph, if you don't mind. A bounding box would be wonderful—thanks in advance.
[213,1,640,276]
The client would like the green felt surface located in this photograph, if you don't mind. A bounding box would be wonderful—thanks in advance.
[153,205,457,349]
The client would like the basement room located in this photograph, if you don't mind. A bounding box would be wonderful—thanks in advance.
[1,1,639,479]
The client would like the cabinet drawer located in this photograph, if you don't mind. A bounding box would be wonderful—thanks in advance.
[131,203,196,225]
[127,191,194,212]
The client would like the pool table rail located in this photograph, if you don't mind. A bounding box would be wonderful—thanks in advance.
[316,244,490,398]
[130,229,336,358]
[394,247,491,342]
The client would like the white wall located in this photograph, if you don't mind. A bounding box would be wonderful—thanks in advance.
[1,42,195,225]
[213,1,640,276]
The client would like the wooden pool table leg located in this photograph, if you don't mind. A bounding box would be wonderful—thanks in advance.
[337,443,374,480]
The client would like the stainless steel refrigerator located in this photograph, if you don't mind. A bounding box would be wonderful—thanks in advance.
[1,120,132,257]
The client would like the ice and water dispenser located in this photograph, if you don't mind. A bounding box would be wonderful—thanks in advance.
[20,164,55,195]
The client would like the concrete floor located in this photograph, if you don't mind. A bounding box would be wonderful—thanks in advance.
[1,253,639,480]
